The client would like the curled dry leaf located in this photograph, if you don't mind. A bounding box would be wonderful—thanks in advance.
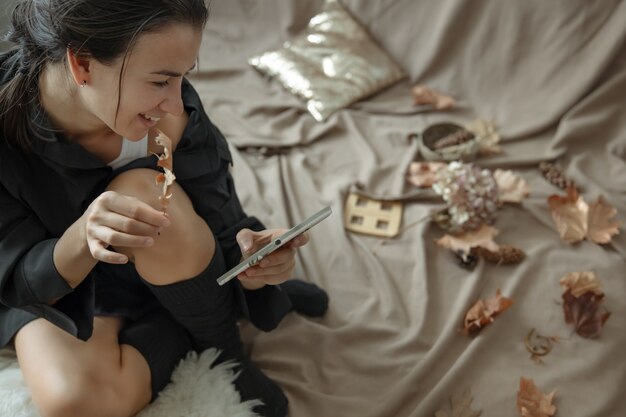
[465,119,501,155]
[435,389,482,417]
[587,196,621,244]
[548,186,621,244]
[559,271,603,297]
[437,224,500,262]
[560,271,610,338]
[406,161,446,188]
[494,169,530,204]
[517,378,556,417]
[411,84,455,109]
[560,271,611,339]
[524,329,558,364]
[153,129,176,213]
[562,291,610,338]
[462,289,513,336]
[547,186,589,243]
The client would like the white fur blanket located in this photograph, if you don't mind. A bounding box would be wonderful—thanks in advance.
[0,348,259,417]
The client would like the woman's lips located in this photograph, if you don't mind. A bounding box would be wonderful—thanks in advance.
[138,113,161,127]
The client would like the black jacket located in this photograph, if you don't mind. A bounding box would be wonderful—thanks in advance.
[0,50,291,347]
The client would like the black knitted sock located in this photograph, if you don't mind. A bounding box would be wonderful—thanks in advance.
[141,245,243,361]
[233,357,288,417]
[281,279,329,317]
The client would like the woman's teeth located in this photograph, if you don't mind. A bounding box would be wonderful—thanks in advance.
[140,114,160,122]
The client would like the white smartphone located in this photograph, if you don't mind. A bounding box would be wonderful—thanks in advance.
[216,206,332,286]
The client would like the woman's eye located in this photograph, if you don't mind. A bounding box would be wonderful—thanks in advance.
[152,80,169,87]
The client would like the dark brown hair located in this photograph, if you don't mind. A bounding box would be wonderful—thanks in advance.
[1,0,209,151]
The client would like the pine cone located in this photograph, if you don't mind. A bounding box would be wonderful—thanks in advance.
[480,245,526,265]
[538,162,576,190]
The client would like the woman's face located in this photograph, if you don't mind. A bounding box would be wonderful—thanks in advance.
[83,23,203,140]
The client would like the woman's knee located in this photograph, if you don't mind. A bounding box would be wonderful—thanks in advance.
[34,366,117,417]
[16,318,150,417]
[106,168,216,283]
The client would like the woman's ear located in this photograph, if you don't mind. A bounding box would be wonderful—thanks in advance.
[66,49,92,87]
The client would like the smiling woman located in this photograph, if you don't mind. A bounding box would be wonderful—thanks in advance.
[0,1,328,417]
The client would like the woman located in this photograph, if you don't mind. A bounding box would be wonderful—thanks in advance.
[0,1,328,416]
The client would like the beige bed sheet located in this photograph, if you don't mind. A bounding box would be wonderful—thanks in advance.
[190,1,626,415]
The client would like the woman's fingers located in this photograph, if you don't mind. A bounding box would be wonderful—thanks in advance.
[98,191,169,228]
[257,246,296,268]
[244,247,295,278]
[89,223,155,248]
[99,211,162,237]
[84,190,171,264]
[86,238,128,264]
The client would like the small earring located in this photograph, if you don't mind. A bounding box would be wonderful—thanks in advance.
[80,80,87,88]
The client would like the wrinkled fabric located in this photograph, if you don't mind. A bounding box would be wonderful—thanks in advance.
[190,1,626,416]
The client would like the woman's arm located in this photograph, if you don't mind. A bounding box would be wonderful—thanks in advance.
[0,181,74,308]
[52,214,97,290]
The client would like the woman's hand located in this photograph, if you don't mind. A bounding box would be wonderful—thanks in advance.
[82,191,170,264]
[235,228,309,290]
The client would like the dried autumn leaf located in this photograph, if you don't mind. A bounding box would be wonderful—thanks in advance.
[562,290,611,339]
[548,187,621,244]
[462,289,513,336]
[436,225,500,261]
[466,119,501,155]
[494,169,530,204]
[524,329,557,364]
[547,186,588,243]
[411,84,455,109]
[435,389,482,417]
[517,378,556,417]
[406,161,447,188]
[559,271,603,297]
[153,129,176,212]
[586,196,621,244]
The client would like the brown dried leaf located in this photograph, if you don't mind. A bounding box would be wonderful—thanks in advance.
[517,378,556,417]
[562,290,611,339]
[494,169,530,203]
[436,225,500,260]
[435,389,482,417]
[406,162,447,188]
[559,271,603,297]
[466,119,501,155]
[411,84,455,109]
[462,289,513,336]
[547,186,588,243]
[548,187,621,244]
[524,329,558,364]
[586,196,621,244]
[153,129,176,212]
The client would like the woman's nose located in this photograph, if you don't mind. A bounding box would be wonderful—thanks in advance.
[160,84,184,116]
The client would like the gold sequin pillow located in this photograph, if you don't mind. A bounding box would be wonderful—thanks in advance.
[249,0,405,122]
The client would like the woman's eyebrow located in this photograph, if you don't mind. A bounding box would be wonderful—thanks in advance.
[151,64,197,77]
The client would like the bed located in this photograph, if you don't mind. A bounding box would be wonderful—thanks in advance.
[2,0,626,416]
